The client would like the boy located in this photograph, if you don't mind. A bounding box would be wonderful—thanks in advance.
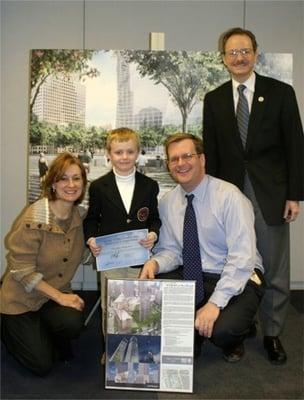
[83,127,161,354]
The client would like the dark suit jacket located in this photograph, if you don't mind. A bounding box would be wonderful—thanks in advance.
[203,73,304,225]
[83,170,161,241]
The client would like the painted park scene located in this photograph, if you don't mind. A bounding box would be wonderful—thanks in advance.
[28,49,292,204]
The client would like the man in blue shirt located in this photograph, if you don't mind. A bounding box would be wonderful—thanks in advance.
[140,133,264,362]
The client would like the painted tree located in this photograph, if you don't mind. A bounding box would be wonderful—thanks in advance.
[30,116,61,148]
[30,49,99,113]
[85,126,108,150]
[195,52,229,99]
[139,126,165,148]
[121,50,226,132]
[256,53,292,84]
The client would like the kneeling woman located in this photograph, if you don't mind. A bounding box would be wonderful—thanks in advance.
[1,152,87,376]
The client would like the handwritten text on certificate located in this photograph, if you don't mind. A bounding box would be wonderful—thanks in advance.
[95,229,149,271]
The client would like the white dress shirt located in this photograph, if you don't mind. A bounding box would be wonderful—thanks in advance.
[232,71,256,113]
[152,175,263,308]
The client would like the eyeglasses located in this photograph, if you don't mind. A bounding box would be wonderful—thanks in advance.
[167,153,200,165]
[225,48,253,58]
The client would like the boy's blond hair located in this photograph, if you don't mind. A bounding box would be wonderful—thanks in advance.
[106,127,140,152]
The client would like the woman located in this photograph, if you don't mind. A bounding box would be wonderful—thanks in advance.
[1,152,87,376]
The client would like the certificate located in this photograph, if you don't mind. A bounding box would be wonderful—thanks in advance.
[95,229,149,271]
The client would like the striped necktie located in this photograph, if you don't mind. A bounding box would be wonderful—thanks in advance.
[237,84,249,148]
[182,194,204,305]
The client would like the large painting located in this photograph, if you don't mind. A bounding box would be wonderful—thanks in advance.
[28,49,292,205]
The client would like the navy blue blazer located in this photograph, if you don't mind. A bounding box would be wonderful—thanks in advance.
[83,170,161,241]
[203,73,304,225]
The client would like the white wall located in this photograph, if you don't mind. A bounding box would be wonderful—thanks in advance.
[1,0,303,288]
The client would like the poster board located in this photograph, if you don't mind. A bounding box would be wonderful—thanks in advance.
[28,49,292,205]
[105,278,195,393]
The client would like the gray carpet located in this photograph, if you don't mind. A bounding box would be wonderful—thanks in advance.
[1,291,303,400]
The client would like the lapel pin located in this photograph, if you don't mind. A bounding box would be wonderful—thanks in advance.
[258,96,264,102]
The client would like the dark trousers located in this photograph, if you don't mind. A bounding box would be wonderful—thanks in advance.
[243,174,290,336]
[1,300,84,376]
[157,266,265,350]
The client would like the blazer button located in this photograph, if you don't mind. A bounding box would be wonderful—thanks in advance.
[63,258,68,262]
[58,273,63,278]
[126,219,132,223]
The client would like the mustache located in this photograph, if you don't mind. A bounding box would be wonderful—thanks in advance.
[233,60,249,66]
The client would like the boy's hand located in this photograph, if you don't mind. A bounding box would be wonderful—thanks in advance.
[87,237,102,257]
[139,232,158,250]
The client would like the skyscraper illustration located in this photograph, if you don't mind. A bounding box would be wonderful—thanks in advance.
[110,336,140,363]
[109,337,129,362]
[124,336,139,363]
[32,74,86,126]
[115,53,134,128]
[123,280,136,298]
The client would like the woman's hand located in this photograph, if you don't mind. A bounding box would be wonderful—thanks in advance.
[57,293,85,311]
[35,280,85,311]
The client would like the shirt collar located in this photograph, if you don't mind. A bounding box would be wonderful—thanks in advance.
[180,175,209,204]
[113,167,136,182]
[232,71,256,94]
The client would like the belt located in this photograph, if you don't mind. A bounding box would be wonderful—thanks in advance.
[203,269,263,285]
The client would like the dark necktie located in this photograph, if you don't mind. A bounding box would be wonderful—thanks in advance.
[237,84,249,148]
[182,194,204,305]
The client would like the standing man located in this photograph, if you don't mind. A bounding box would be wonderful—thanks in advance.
[141,133,264,363]
[38,152,48,186]
[203,27,304,364]
[137,150,148,175]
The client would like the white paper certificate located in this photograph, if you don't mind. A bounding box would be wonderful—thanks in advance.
[95,229,149,271]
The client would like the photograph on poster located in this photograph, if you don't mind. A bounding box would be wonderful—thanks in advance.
[106,279,162,390]
[105,279,195,393]
[107,279,162,335]
[28,49,292,204]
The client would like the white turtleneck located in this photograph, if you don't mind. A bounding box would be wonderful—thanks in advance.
[113,167,136,213]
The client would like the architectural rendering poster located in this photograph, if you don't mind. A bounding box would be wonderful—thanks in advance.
[105,279,195,392]
[28,49,292,204]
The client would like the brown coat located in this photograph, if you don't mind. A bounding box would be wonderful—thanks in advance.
[1,198,85,314]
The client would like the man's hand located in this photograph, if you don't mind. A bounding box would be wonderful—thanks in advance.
[284,200,300,223]
[139,259,159,279]
[195,302,220,338]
